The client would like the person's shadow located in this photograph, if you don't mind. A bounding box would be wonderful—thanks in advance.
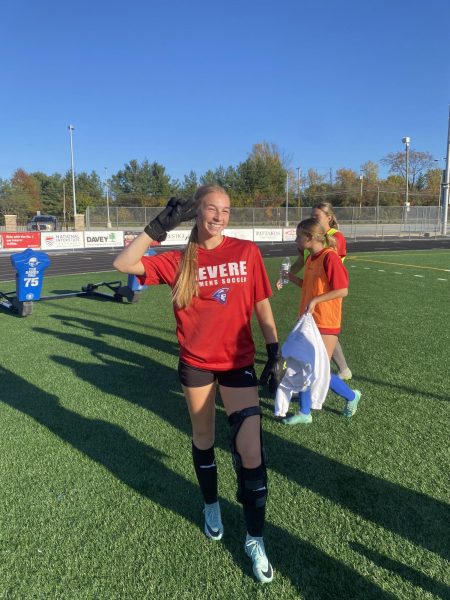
[350,542,449,600]
[1,364,394,598]
[34,315,450,565]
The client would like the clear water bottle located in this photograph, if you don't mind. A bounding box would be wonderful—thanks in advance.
[280,256,291,286]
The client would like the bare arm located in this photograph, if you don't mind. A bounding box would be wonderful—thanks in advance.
[254,298,278,344]
[305,288,348,314]
[276,255,304,289]
[112,232,153,276]
[113,196,198,276]
[289,255,304,274]
[288,255,304,286]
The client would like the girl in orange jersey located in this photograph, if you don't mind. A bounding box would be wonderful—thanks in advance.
[286,202,352,380]
[280,217,361,425]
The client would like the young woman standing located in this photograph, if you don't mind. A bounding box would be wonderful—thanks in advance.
[113,185,280,583]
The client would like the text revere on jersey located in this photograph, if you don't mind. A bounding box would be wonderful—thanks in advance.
[198,261,247,287]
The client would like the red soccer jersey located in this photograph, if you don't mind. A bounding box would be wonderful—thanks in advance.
[138,236,273,370]
[331,230,346,259]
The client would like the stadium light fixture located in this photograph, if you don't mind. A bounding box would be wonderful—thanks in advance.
[68,125,77,216]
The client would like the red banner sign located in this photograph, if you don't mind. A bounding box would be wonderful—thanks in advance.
[0,232,41,249]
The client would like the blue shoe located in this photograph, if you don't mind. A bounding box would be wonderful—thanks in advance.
[245,535,273,583]
[283,412,312,425]
[203,501,223,540]
[343,390,361,417]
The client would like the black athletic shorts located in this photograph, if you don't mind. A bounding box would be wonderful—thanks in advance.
[178,360,258,388]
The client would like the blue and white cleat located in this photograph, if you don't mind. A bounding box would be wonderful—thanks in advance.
[343,390,361,417]
[244,535,273,583]
[203,501,223,541]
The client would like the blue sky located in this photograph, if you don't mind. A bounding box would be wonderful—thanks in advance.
[1,0,449,183]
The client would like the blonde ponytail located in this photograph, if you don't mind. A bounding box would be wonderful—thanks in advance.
[172,225,199,309]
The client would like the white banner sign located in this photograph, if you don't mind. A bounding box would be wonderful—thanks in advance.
[40,231,84,250]
[161,229,192,246]
[283,228,297,241]
[224,228,254,241]
[253,228,283,242]
[84,231,124,248]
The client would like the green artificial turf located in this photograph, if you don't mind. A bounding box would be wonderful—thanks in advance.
[0,250,449,599]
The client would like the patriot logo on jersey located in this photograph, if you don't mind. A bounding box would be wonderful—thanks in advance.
[212,287,230,304]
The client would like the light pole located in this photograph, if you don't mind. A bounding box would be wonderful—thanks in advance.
[296,166,301,210]
[402,136,410,219]
[359,170,364,214]
[62,182,66,224]
[68,125,77,216]
[285,171,289,227]
[105,167,112,228]
[442,106,450,236]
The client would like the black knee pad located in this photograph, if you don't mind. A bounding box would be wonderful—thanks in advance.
[228,406,267,507]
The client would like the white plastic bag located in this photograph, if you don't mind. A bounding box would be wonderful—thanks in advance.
[274,313,330,417]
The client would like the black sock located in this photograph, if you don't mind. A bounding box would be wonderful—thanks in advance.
[242,465,266,537]
[192,442,218,504]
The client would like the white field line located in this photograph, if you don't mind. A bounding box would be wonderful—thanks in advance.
[350,265,449,282]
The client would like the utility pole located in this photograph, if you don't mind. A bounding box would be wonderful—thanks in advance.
[285,171,289,227]
[359,170,364,214]
[296,166,301,209]
[442,106,450,236]
[62,182,66,224]
[105,167,112,228]
[402,136,410,222]
[68,125,77,216]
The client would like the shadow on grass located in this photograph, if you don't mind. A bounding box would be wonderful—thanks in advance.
[265,427,449,563]
[31,318,450,564]
[350,542,450,600]
[0,365,392,599]
[354,374,449,403]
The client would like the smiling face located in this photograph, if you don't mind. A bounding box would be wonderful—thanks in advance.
[196,191,231,243]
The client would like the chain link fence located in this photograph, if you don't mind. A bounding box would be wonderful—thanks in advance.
[1,205,444,237]
[83,205,443,236]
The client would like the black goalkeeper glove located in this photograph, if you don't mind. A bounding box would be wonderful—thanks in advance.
[144,197,198,242]
[259,343,283,394]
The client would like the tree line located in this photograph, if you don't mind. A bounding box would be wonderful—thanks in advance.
[0,142,443,221]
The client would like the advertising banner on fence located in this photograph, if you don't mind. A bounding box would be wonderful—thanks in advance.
[84,231,124,248]
[0,232,41,251]
[253,228,283,242]
[223,228,254,241]
[161,229,191,246]
[283,227,297,241]
[40,231,84,250]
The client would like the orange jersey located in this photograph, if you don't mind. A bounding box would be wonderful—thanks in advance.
[299,248,348,334]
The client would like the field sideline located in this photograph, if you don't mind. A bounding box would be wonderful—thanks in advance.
[0,249,449,599]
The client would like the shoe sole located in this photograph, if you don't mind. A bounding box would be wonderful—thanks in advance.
[204,523,223,541]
